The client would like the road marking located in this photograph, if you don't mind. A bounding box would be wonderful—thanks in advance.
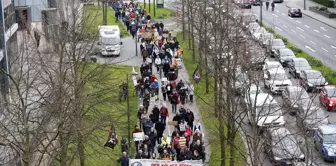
[296,27,304,31]
[324,35,331,38]
[314,29,320,33]
[282,13,286,16]
[304,25,310,28]
[276,10,279,13]
[322,47,329,52]
[296,21,301,24]
[321,27,327,31]
[300,35,305,38]
[310,41,316,45]
[305,45,316,52]
[276,27,283,31]
[331,45,336,49]
[291,29,296,33]
[275,20,280,24]
[288,17,293,19]
[283,25,287,28]
[272,14,278,17]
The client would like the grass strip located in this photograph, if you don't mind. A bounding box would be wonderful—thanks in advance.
[176,32,245,166]
[83,5,130,37]
[138,2,175,19]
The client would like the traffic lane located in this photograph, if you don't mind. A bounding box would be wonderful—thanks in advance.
[262,3,336,41]
[253,5,336,50]
[255,9,336,71]
[253,6,336,58]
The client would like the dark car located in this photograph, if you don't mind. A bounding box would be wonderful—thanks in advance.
[288,8,302,17]
[319,85,336,111]
[263,127,305,165]
[239,1,252,9]
[300,69,328,92]
[275,48,296,67]
[288,58,312,78]
[314,125,336,161]
[250,0,261,5]
[282,86,312,115]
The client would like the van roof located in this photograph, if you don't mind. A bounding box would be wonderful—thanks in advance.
[98,25,120,36]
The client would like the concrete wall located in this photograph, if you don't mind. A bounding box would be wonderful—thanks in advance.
[14,0,49,22]
[2,0,12,8]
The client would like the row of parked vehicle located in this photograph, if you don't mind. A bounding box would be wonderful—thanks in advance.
[235,20,336,164]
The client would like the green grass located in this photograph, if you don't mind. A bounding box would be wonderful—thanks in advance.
[72,64,139,166]
[83,5,129,37]
[264,26,336,85]
[138,2,175,19]
[176,32,246,166]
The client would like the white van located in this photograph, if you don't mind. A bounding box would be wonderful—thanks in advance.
[98,25,122,56]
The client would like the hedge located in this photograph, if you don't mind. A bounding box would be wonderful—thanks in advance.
[312,0,335,7]
[263,26,336,85]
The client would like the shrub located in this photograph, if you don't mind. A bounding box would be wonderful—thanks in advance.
[312,0,335,7]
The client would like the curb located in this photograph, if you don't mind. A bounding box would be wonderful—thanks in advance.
[285,2,336,30]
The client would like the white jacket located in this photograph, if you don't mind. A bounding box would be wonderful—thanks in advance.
[155,58,161,66]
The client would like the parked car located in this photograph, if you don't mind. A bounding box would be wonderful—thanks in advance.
[300,69,328,92]
[248,22,260,34]
[313,124,336,161]
[273,0,284,2]
[245,93,285,127]
[263,61,283,75]
[247,48,267,70]
[288,58,312,78]
[268,39,286,57]
[239,1,252,8]
[288,8,302,17]
[264,68,292,94]
[260,33,274,48]
[319,85,336,111]
[275,48,296,66]
[282,86,312,115]
[252,27,267,41]
[250,0,261,5]
[263,127,305,165]
[296,105,329,132]
[235,72,250,95]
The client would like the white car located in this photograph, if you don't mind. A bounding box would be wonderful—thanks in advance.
[252,27,267,40]
[248,22,260,34]
[264,68,292,94]
[260,33,274,47]
[245,93,285,127]
[263,61,283,72]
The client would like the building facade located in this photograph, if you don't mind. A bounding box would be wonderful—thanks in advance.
[0,0,18,98]
[14,0,48,22]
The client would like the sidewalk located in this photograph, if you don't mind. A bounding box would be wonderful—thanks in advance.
[286,0,336,28]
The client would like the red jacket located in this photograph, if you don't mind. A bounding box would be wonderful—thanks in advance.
[160,106,169,117]
[143,9,147,15]
[130,12,136,18]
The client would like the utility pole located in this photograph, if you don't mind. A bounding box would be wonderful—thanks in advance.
[259,1,263,26]
[126,73,131,157]
[144,0,146,9]
[304,0,306,10]
[182,0,185,40]
[154,0,156,17]
[135,22,138,57]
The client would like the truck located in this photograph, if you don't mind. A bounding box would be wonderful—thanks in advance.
[98,25,123,56]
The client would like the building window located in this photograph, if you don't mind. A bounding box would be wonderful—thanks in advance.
[4,3,16,32]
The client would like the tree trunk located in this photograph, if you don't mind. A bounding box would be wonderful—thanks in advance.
[187,0,191,49]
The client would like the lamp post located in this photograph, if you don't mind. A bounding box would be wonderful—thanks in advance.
[259,1,263,26]
[126,69,138,157]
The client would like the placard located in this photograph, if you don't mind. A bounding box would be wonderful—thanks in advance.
[129,159,203,166]
[133,132,145,141]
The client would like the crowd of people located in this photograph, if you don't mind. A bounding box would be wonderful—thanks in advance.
[111,0,206,165]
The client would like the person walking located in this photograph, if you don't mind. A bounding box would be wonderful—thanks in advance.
[188,83,194,103]
[161,82,167,101]
[34,29,41,48]
[160,104,169,125]
[170,90,180,113]
[166,82,173,102]
[117,152,129,166]
[155,119,165,144]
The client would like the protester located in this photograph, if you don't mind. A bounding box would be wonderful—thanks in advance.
[117,152,129,166]
[170,90,179,113]
[159,104,169,125]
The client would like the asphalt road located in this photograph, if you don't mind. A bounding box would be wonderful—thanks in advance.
[251,0,336,71]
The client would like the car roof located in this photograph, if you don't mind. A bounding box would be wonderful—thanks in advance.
[324,85,336,89]
[268,68,286,74]
[292,57,308,62]
[265,61,281,65]
[272,39,283,42]
[303,69,321,74]
[319,125,336,135]
[269,127,291,137]
[250,93,277,106]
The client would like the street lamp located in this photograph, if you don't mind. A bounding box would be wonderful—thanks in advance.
[126,67,138,157]
[259,0,263,26]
